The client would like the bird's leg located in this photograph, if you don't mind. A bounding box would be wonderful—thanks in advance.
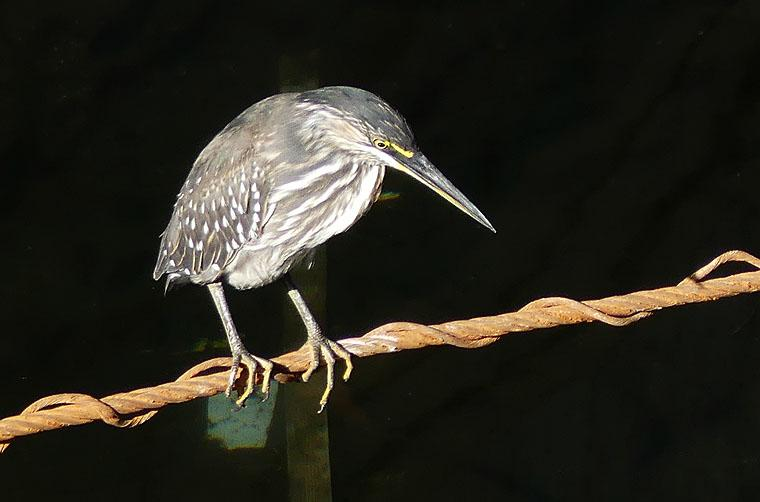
[207,282,273,407]
[284,273,353,413]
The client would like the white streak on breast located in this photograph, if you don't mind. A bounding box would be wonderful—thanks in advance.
[329,164,384,235]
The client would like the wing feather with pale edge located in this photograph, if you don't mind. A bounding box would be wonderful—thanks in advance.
[153,126,269,286]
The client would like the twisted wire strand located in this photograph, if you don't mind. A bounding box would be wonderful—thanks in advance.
[2,250,759,452]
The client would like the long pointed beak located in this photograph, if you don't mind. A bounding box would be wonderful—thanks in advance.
[390,151,496,233]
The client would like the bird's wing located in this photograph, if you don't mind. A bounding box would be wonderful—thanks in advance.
[153,127,270,285]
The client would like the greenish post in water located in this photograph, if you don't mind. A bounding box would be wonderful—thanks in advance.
[279,52,333,502]
[206,380,279,449]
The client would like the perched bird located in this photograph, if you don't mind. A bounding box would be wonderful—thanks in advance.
[153,86,495,411]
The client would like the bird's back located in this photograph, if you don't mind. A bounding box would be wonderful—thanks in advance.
[153,95,288,287]
[153,90,387,291]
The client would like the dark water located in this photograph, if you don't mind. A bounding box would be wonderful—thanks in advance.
[2,1,760,500]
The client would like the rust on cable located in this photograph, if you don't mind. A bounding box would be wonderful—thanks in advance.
[1,250,759,452]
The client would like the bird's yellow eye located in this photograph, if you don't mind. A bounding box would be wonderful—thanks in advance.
[373,138,388,150]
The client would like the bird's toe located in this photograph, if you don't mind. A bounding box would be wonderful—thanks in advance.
[303,338,353,412]
[327,339,353,381]
[226,350,273,408]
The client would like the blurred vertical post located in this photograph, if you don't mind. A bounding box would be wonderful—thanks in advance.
[283,252,332,501]
[279,53,333,502]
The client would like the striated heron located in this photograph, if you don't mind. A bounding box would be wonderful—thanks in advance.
[153,86,495,411]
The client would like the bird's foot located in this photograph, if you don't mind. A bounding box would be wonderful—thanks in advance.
[302,336,353,413]
[226,349,274,408]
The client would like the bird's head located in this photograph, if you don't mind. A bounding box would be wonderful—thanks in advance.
[297,86,495,233]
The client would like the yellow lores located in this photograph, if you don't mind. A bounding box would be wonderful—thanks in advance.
[390,142,415,158]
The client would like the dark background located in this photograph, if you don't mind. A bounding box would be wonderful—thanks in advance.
[2,1,760,500]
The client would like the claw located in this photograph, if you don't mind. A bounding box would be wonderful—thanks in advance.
[330,339,353,381]
[301,340,321,383]
[225,353,242,398]
[302,337,353,413]
[225,350,273,408]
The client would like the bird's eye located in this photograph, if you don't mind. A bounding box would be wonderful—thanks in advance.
[373,139,388,150]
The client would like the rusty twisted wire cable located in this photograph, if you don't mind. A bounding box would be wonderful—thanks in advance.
[1,250,759,453]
